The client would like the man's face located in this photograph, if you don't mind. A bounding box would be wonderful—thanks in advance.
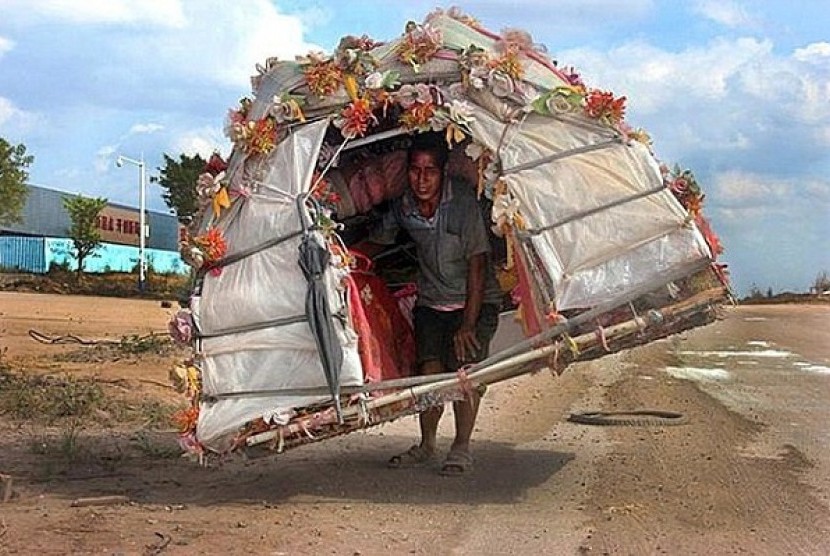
[408,150,444,204]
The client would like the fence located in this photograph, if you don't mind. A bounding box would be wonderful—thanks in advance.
[0,235,186,275]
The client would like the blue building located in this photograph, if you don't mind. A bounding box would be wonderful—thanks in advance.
[0,184,186,274]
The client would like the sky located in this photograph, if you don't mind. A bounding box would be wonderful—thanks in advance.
[0,0,828,295]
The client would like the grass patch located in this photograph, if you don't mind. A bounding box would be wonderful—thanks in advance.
[0,370,104,423]
[0,367,183,429]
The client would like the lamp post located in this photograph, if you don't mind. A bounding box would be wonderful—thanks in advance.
[116,154,147,292]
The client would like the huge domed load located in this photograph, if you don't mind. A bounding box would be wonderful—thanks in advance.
[169,9,730,458]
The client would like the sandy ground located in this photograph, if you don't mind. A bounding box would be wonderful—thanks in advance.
[1,293,829,555]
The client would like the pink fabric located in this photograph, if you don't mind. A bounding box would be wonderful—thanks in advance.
[393,282,418,328]
[347,150,408,213]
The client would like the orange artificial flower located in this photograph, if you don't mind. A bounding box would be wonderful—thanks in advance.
[584,89,627,126]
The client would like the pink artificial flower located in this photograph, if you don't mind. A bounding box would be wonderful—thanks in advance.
[168,309,194,345]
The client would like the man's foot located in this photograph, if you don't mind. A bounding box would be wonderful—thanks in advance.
[439,450,473,476]
[387,445,435,469]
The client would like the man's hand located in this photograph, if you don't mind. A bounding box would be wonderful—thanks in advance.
[454,323,482,362]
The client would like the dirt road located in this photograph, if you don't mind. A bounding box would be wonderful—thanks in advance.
[1,294,829,555]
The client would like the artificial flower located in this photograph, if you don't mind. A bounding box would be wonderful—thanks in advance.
[212,186,231,218]
[489,70,516,98]
[196,171,222,206]
[695,214,724,257]
[269,94,306,123]
[364,71,384,90]
[303,56,343,97]
[334,35,378,75]
[584,89,627,126]
[335,98,377,138]
[399,101,436,131]
[499,29,535,52]
[492,192,525,234]
[179,240,204,269]
[364,70,400,90]
[310,172,342,209]
[168,310,194,345]
[172,405,199,434]
[396,83,433,109]
[224,98,252,141]
[561,66,585,88]
[490,50,524,81]
[192,228,228,274]
[397,22,443,71]
[244,118,279,155]
[205,152,228,175]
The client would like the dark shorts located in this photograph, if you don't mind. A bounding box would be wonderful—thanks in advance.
[413,304,500,372]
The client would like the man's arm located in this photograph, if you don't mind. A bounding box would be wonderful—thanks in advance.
[454,252,486,362]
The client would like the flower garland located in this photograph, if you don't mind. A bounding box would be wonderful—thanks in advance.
[225,97,280,155]
[662,165,725,263]
[663,165,704,216]
[397,22,443,71]
[300,52,343,97]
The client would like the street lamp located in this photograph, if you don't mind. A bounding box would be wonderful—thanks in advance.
[116,154,147,292]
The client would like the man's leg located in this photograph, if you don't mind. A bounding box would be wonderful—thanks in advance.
[450,390,480,455]
[418,359,445,455]
[443,305,498,473]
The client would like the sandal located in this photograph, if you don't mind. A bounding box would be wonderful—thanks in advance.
[439,450,474,476]
[387,445,435,469]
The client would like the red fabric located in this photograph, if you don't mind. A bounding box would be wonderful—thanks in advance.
[346,251,416,382]
[510,234,543,337]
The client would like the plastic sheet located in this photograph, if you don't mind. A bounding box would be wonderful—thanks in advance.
[192,121,364,452]
[468,107,710,310]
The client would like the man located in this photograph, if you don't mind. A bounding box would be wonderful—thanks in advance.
[359,135,502,475]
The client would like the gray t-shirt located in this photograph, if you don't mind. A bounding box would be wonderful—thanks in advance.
[373,179,502,308]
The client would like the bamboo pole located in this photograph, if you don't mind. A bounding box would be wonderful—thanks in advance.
[245,286,726,448]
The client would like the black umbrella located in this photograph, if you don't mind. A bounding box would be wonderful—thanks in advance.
[298,231,344,420]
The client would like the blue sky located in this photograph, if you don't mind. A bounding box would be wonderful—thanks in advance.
[0,0,828,295]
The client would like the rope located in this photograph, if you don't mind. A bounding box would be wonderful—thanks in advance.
[27,329,168,346]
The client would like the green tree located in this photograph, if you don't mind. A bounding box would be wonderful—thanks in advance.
[151,153,205,220]
[63,195,108,276]
[0,137,34,225]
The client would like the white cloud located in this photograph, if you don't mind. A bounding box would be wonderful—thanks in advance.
[0,96,39,131]
[712,171,792,204]
[692,0,759,29]
[563,37,773,112]
[108,1,322,91]
[95,144,117,173]
[3,0,186,27]
[170,126,227,158]
[129,123,164,135]
[0,35,14,57]
[559,36,830,168]
[793,42,830,64]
